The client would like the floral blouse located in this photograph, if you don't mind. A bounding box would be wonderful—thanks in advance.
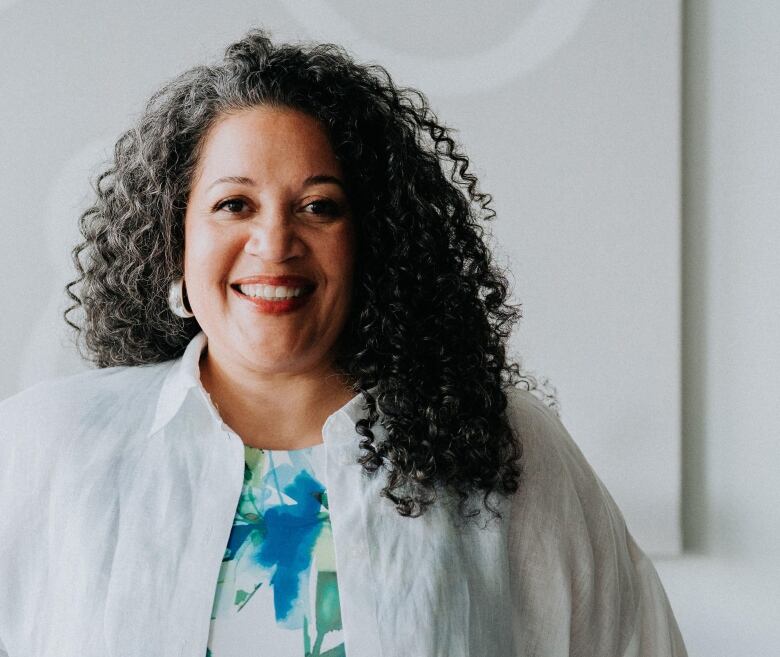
[206,442,345,657]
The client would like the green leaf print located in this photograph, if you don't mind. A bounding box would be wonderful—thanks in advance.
[315,571,343,634]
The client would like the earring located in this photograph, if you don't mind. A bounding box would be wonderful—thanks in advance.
[168,277,195,318]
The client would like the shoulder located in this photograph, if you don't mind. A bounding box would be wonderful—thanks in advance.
[0,360,173,419]
[504,385,613,508]
[0,362,176,557]
[0,360,174,450]
[503,384,632,583]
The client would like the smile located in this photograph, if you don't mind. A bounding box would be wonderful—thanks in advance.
[236,283,309,300]
[230,283,315,314]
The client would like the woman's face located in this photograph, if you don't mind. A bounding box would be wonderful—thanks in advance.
[183,105,355,377]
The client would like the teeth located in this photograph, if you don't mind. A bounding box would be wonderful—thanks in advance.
[237,284,307,300]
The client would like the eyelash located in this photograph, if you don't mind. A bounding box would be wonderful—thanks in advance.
[213,198,343,217]
[214,198,248,214]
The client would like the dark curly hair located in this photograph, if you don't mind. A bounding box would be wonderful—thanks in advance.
[65,28,559,523]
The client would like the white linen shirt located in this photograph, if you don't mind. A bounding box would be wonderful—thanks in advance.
[0,331,687,657]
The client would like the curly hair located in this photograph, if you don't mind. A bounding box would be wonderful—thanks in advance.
[65,28,559,523]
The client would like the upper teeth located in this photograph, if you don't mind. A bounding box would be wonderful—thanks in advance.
[238,284,307,299]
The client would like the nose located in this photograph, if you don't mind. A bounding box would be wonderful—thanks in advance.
[242,205,304,262]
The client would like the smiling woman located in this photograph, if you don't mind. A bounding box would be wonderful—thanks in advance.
[0,27,687,657]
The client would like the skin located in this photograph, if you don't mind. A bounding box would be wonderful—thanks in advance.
[183,105,357,450]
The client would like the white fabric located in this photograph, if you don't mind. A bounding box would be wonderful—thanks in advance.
[0,331,687,657]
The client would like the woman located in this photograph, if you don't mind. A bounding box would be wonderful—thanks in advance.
[0,28,687,657]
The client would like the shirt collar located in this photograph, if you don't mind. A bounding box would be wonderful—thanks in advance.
[147,331,209,437]
[147,330,377,442]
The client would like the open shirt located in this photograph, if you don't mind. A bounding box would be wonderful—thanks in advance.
[0,331,687,656]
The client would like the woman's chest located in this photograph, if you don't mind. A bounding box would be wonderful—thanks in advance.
[11,423,514,657]
[207,445,346,657]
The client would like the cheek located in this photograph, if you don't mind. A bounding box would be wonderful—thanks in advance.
[183,226,239,305]
[185,223,233,273]
[328,226,356,282]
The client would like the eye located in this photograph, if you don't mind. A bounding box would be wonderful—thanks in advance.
[302,199,344,217]
[214,198,249,214]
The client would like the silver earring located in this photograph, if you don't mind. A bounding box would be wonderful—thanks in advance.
[168,277,195,318]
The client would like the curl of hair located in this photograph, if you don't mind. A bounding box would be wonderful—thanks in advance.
[65,28,560,524]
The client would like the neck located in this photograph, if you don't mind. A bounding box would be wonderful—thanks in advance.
[199,346,357,451]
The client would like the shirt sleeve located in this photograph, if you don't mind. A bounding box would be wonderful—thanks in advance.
[621,532,687,656]
[506,388,688,656]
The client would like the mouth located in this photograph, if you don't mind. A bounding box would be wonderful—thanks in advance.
[229,282,316,301]
[230,281,316,314]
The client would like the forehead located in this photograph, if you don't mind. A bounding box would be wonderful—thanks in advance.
[192,105,342,189]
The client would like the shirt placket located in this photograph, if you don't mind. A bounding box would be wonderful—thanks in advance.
[322,412,384,657]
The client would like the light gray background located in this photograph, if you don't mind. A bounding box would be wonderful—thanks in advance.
[3,1,778,653]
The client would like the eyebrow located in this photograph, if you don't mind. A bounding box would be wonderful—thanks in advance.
[205,174,346,192]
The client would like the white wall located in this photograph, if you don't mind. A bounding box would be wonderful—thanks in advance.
[653,1,780,654]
